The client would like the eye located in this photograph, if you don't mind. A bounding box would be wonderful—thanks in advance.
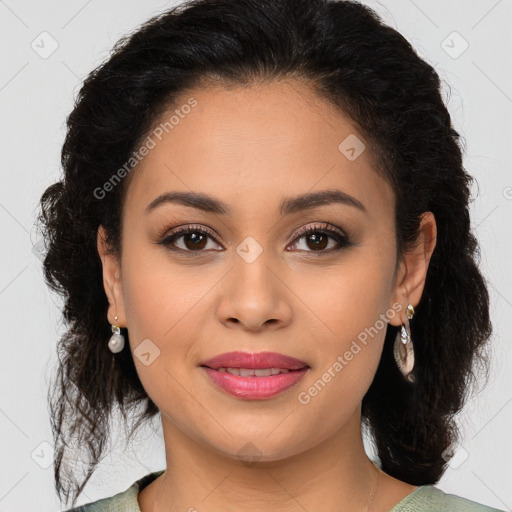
[157,222,354,256]
[287,223,353,254]
[158,224,223,254]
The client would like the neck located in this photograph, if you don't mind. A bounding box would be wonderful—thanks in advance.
[141,409,382,512]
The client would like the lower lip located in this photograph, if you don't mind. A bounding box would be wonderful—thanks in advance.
[201,367,309,400]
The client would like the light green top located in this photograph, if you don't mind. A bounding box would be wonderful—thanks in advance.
[65,469,505,511]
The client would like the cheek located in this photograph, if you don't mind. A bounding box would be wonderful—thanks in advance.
[121,245,206,340]
[119,247,219,392]
[298,254,393,343]
[293,252,394,398]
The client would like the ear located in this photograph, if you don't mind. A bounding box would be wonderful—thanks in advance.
[388,211,437,326]
[97,225,127,327]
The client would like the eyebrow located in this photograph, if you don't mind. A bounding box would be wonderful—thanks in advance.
[145,189,367,216]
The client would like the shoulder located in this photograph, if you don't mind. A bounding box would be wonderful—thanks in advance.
[391,485,506,512]
[61,470,165,512]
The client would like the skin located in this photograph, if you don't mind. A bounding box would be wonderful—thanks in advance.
[97,80,437,512]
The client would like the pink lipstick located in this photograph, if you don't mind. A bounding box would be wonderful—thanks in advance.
[200,351,310,400]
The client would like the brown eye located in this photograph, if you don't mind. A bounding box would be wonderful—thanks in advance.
[178,231,208,250]
[159,225,223,254]
[288,223,353,254]
[302,232,330,251]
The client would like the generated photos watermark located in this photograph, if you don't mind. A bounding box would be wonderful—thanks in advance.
[93,97,198,200]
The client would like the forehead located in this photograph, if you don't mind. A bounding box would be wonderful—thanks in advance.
[123,80,394,221]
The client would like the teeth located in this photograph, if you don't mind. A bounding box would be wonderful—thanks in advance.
[216,367,291,376]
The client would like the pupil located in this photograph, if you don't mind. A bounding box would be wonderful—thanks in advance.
[308,233,327,250]
[186,232,206,250]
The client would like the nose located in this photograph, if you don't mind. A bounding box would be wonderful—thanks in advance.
[216,249,293,332]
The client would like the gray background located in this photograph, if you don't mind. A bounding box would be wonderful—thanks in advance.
[0,0,511,510]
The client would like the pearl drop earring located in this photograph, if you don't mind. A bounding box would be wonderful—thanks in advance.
[108,315,125,353]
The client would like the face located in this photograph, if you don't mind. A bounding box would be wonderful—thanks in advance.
[98,80,432,463]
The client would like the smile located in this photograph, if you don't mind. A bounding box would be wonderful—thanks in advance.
[199,350,310,400]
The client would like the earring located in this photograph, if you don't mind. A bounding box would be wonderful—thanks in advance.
[393,304,415,383]
[108,315,125,353]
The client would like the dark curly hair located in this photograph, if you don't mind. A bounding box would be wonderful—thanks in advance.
[37,0,493,507]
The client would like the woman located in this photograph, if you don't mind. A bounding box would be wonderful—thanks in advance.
[38,0,503,510]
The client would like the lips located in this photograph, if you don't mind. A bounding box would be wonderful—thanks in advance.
[200,351,309,371]
[199,351,310,400]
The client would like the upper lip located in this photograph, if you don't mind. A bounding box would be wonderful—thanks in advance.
[200,351,309,370]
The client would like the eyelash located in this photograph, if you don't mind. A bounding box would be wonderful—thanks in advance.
[157,222,354,256]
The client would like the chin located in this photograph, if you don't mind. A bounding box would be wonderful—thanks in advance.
[204,428,318,466]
